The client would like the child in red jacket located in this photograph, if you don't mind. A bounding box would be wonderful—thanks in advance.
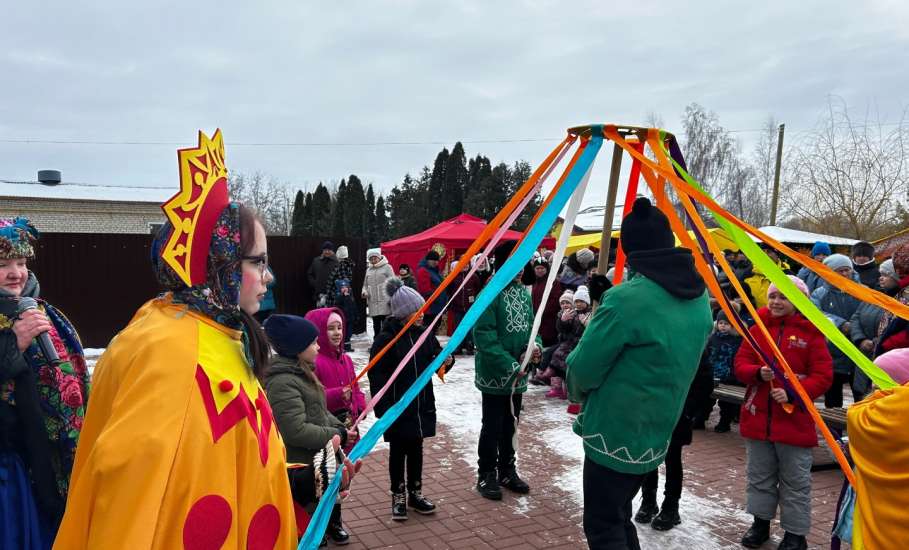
[733,275,832,550]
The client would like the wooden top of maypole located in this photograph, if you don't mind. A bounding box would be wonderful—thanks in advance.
[563,124,674,276]
[566,124,675,142]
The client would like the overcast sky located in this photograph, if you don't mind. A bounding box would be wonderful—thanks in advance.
[2,1,907,209]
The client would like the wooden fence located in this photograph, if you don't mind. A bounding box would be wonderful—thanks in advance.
[31,233,367,348]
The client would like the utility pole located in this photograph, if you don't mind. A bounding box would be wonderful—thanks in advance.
[769,123,785,226]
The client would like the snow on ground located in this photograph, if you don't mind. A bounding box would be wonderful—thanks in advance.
[87,329,752,548]
[423,336,752,549]
[83,348,104,375]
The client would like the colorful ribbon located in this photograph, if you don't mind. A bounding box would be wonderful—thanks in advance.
[517,145,597,372]
[611,141,643,285]
[604,125,857,484]
[659,142,896,390]
[298,132,604,549]
[351,136,577,387]
[352,139,571,428]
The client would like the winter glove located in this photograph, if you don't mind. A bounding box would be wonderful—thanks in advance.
[436,355,455,382]
[589,274,612,303]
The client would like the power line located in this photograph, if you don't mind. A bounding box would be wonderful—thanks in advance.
[0,119,903,148]
[0,137,560,147]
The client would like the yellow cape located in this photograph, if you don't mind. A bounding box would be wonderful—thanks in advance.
[847,383,909,550]
[54,298,296,550]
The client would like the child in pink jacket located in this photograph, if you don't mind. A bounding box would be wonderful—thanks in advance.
[305,307,367,446]
[303,307,367,545]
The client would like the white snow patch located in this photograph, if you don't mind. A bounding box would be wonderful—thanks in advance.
[430,350,755,549]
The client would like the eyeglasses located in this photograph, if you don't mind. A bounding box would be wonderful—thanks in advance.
[242,254,269,276]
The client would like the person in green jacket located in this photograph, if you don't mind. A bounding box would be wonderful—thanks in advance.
[263,314,353,544]
[566,198,713,550]
[473,240,542,501]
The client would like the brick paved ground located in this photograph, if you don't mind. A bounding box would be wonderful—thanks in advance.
[329,340,850,550]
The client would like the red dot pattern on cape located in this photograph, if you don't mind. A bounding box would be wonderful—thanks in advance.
[183,494,232,550]
[246,504,281,550]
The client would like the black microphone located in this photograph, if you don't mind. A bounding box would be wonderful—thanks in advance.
[16,297,60,365]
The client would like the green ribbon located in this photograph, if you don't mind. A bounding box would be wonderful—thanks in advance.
[658,134,896,390]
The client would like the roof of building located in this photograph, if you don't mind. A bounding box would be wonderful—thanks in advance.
[751,226,858,246]
[0,179,172,204]
[574,200,645,232]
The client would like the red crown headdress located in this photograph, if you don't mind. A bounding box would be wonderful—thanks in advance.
[160,129,230,287]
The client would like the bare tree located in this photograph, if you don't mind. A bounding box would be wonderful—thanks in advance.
[227,171,296,235]
[743,117,782,226]
[783,98,909,240]
[680,103,739,201]
[678,103,755,228]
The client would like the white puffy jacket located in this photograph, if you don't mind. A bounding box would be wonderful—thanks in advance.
[362,256,395,317]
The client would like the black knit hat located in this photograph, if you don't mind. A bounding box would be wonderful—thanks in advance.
[425,250,441,262]
[716,310,730,324]
[264,314,320,359]
[321,241,336,252]
[620,198,674,254]
[494,240,518,271]
[399,263,411,272]
[852,241,875,259]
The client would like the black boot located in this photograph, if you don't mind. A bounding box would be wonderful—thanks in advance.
[498,469,530,494]
[391,489,407,521]
[408,489,437,515]
[650,497,681,531]
[327,504,350,545]
[777,532,807,550]
[326,523,350,545]
[477,471,502,500]
[634,489,659,524]
[741,517,771,548]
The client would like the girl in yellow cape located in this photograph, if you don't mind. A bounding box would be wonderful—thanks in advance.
[54,202,359,550]
[846,348,909,550]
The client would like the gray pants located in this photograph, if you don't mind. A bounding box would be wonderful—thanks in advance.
[745,439,813,536]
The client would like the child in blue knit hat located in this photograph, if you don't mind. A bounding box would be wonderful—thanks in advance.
[263,314,353,542]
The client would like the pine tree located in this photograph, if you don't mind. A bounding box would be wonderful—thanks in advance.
[344,175,367,239]
[440,142,467,219]
[290,190,305,236]
[375,195,389,244]
[365,184,377,246]
[485,163,510,221]
[332,179,348,237]
[427,148,449,224]
[413,167,433,233]
[301,192,314,235]
[510,161,540,230]
[464,155,493,218]
[386,177,410,238]
[311,184,333,236]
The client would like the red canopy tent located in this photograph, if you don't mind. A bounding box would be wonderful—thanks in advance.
[381,214,556,273]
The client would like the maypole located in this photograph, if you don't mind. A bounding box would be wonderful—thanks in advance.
[299,122,909,548]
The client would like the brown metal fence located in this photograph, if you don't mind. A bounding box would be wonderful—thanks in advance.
[30,233,367,348]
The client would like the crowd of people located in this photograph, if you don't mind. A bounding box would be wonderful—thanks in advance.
[3,179,909,550]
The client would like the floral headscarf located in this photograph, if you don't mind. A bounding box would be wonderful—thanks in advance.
[1,270,89,499]
[151,202,244,330]
[0,217,39,259]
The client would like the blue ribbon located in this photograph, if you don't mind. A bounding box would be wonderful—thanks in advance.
[298,132,603,549]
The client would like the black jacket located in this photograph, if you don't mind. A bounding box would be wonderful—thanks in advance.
[368,317,449,441]
[307,255,339,300]
[854,261,881,291]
